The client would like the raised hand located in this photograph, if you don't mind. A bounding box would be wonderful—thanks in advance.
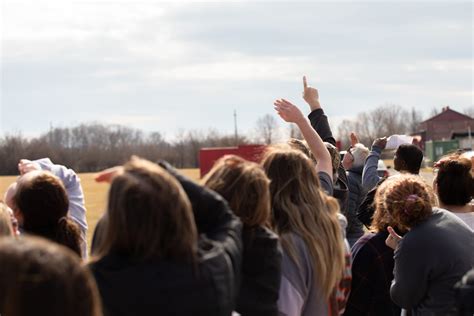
[274,99,305,124]
[372,137,388,150]
[18,159,41,175]
[302,76,321,111]
[350,132,360,146]
[95,166,124,183]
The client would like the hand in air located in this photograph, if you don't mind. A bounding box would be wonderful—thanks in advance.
[302,76,321,110]
[95,166,124,183]
[373,137,387,150]
[18,159,41,175]
[274,99,305,124]
[350,132,360,146]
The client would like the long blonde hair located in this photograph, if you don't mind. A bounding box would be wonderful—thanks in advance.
[262,147,345,300]
[202,155,271,228]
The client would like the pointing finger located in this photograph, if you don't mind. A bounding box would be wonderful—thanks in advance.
[303,76,308,89]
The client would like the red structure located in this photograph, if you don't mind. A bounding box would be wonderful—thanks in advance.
[415,106,474,143]
[199,144,267,178]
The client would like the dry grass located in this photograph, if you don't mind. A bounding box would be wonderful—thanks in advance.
[0,168,201,252]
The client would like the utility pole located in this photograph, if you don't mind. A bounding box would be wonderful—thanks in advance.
[234,109,238,145]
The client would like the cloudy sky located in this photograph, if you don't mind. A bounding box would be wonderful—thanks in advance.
[1,0,472,140]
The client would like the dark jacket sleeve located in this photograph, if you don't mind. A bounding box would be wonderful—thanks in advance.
[158,161,243,272]
[308,108,336,146]
[308,108,350,215]
[159,161,243,314]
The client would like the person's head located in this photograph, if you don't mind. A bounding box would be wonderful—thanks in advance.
[371,178,407,234]
[13,171,82,256]
[393,144,423,174]
[383,175,435,230]
[287,138,315,163]
[460,151,474,177]
[434,154,473,207]
[0,237,102,316]
[202,155,270,228]
[325,142,341,181]
[0,201,15,236]
[342,143,369,170]
[97,157,197,263]
[262,147,345,300]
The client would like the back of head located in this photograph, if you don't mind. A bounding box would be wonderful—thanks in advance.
[99,157,197,263]
[383,175,435,230]
[435,154,473,206]
[0,237,101,316]
[371,178,407,234]
[287,138,316,163]
[395,144,423,174]
[0,201,14,237]
[202,155,270,227]
[351,143,369,168]
[262,147,345,300]
[13,171,82,256]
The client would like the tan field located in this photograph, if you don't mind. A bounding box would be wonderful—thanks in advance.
[0,169,201,252]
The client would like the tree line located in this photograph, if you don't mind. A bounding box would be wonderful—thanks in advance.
[0,123,248,175]
[1,105,471,175]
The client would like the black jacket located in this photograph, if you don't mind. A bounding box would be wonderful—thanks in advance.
[236,226,282,316]
[308,109,349,215]
[89,161,242,316]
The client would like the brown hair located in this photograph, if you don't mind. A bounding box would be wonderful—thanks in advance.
[97,157,198,263]
[202,155,271,227]
[0,201,14,236]
[13,171,82,256]
[370,178,407,233]
[0,237,102,316]
[383,175,436,230]
[262,147,345,300]
[434,154,474,206]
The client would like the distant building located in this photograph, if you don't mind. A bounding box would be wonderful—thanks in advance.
[414,106,474,150]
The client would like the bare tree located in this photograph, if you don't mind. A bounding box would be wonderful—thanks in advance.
[255,114,279,145]
[288,124,303,139]
[336,104,413,147]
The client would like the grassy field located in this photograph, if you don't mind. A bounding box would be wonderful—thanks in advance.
[0,169,201,252]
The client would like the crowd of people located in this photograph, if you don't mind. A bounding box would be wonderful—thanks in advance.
[0,77,473,316]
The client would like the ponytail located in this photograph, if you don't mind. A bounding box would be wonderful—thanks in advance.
[55,217,82,257]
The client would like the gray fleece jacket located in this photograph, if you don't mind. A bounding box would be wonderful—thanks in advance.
[391,208,474,315]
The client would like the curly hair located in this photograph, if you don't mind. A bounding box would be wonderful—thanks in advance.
[383,175,436,230]
[434,154,474,206]
[370,177,406,233]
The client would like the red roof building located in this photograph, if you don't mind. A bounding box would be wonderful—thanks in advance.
[415,106,474,143]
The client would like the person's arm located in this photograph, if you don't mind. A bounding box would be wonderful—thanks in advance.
[390,236,429,309]
[274,99,333,182]
[303,76,337,146]
[362,138,386,191]
[19,158,88,256]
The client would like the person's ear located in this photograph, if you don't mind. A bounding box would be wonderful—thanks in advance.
[12,207,23,224]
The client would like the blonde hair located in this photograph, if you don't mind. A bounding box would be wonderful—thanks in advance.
[262,147,345,300]
[0,201,14,237]
[97,157,198,263]
[384,175,436,230]
[202,155,271,227]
